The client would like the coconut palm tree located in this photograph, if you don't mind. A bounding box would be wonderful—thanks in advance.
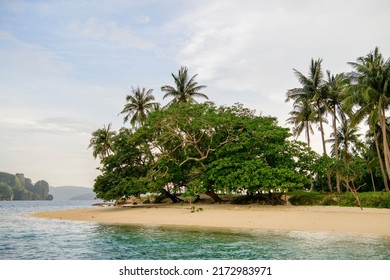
[365,120,389,192]
[344,47,390,187]
[88,123,116,160]
[289,59,328,155]
[327,118,363,163]
[327,118,364,206]
[285,92,316,148]
[120,86,158,128]
[285,90,317,190]
[161,66,208,106]
[286,59,330,190]
[323,71,351,192]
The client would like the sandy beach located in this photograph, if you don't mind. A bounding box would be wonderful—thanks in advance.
[32,204,390,236]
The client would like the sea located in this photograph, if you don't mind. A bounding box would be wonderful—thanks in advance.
[1,200,390,260]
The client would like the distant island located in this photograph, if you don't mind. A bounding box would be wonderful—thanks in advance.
[49,186,97,201]
[0,171,53,201]
[0,171,98,201]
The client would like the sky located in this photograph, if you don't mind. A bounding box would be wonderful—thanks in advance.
[1,0,390,187]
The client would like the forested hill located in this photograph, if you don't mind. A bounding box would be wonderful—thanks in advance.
[0,172,53,201]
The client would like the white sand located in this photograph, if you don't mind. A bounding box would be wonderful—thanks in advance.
[32,204,390,236]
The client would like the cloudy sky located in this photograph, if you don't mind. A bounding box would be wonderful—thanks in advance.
[1,0,389,187]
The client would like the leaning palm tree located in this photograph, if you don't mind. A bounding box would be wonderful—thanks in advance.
[161,66,208,106]
[88,123,116,160]
[344,47,390,187]
[120,86,158,128]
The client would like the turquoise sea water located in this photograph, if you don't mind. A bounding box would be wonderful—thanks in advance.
[1,200,390,260]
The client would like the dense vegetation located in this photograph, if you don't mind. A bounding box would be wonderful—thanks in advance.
[0,172,52,200]
[289,191,390,208]
[89,48,390,207]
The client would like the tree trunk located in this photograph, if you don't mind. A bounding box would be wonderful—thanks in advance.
[333,107,340,193]
[370,170,376,192]
[161,188,183,203]
[317,102,332,192]
[317,102,327,155]
[205,189,223,203]
[306,122,314,191]
[373,130,389,191]
[343,179,363,210]
[380,107,390,192]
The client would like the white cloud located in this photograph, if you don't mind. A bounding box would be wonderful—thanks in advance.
[171,0,390,100]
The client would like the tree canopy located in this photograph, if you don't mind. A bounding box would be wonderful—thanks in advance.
[93,102,313,202]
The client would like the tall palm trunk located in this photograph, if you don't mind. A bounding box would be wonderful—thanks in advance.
[317,102,327,155]
[370,170,376,192]
[380,106,390,191]
[317,101,332,192]
[306,121,314,191]
[333,107,341,193]
[373,130,389,192]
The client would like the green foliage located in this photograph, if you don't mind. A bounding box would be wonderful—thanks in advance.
[91,102,319,202]
[231,193,286,205]
[288,191,325,205]
[289,191,390,208]
[0,182,13,200]
[338,192,390,208]
[0,172,52,200]
[190,206,203,213]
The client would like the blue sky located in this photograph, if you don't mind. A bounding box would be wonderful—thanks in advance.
[1,0,390,187]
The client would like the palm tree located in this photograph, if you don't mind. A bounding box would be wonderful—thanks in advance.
[161,66,208,106]
[365,120,389,191]
[327,118,364,207]
[327,118,363,163]
[323,71,351,192]
[285,92,316,148]
[120,86,158,128]
[286,59,330,191]
[290,59,328,155]
[88,123,116,160]
[285,90,317,190]
[344,47,390,188]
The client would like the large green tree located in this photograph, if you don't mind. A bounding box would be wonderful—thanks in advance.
[94,102,311,203]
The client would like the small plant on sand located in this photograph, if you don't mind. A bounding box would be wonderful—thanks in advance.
[190,206,203,213]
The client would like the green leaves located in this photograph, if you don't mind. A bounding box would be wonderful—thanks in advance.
[93,102,313,201]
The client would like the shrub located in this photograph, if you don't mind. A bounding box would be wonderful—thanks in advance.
[232,195,252,204]
[154,194,166,203]
[339,192,390,208]
[289,191,390,208]
[288,191,324,205]
[321,195,338,206]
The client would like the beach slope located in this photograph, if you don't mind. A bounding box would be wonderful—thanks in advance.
[32,204,390,236]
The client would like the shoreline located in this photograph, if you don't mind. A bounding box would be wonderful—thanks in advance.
[32,204,390,236]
